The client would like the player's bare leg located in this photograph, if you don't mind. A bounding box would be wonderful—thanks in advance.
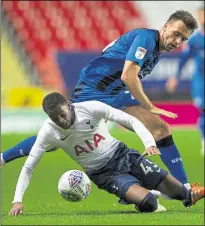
[123,105,171,141]
[123,105,191,189]
[125,184,165,213]
[156,174,205,207]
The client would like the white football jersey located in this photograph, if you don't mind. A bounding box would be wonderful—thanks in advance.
[33,102,121,171]
[12,101,156,203]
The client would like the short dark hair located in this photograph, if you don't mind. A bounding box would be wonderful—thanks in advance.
[42,92,67,114]
[167,10,198,33]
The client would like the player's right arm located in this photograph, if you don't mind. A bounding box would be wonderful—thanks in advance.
[90,101,160,156]
[9,124,56,216]
[121,30,177,119]
[121,60,153,110]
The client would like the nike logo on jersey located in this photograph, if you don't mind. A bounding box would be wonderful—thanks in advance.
[61,134,70,140]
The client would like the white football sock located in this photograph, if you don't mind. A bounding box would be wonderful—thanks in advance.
[150,190,173,200]
[184,183,191,190]
[0,153,6,167]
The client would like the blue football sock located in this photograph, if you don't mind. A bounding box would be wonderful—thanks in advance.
[198,110,204,140]
[3,136,37,163]
[156,135,188,184]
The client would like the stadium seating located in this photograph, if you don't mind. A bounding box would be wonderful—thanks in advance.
[2,1,146,74]
[1,31,29,106]
[2,31,49,107]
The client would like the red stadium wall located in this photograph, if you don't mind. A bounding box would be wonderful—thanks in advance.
[155,102,200,126]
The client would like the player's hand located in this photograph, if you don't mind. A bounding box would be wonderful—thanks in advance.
[166,77,178,93]
[143,146,161,157]
[9,202,24,216]
[149,106,178,119]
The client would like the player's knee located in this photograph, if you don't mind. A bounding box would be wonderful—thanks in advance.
[153,121,171,141]
[137,193,158,213]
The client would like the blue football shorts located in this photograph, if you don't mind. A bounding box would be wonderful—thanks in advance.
[71,80,140,109]
[86,142,168,202]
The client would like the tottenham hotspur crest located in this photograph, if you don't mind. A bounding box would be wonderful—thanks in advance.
[86,120,94,129]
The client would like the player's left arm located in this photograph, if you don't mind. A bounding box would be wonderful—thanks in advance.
[90,101,156,149]
[176,36,196,77]
[9,126,56,216]
[166,35,195,92]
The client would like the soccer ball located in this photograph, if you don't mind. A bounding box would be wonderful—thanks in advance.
[58,170,91,202]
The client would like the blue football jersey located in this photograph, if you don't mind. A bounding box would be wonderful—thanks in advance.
[176,31,204,108]
[177,31,204,77]
[79,29,161,94]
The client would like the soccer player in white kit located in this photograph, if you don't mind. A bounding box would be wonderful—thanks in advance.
[9,92,204,216]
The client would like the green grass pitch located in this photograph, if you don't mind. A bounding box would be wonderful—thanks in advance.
[1,128,204,225]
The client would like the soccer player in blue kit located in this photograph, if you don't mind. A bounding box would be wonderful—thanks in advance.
[1,11,202,193]
[166,7,204,155]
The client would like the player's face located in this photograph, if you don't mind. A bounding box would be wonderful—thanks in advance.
[48,104,74,129]
[161,20,191,52]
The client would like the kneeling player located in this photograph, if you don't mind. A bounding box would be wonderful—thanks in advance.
[9,93,204,215]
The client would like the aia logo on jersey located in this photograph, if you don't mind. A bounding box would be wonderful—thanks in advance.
[70,171,83,187]
[74,133,105,156]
